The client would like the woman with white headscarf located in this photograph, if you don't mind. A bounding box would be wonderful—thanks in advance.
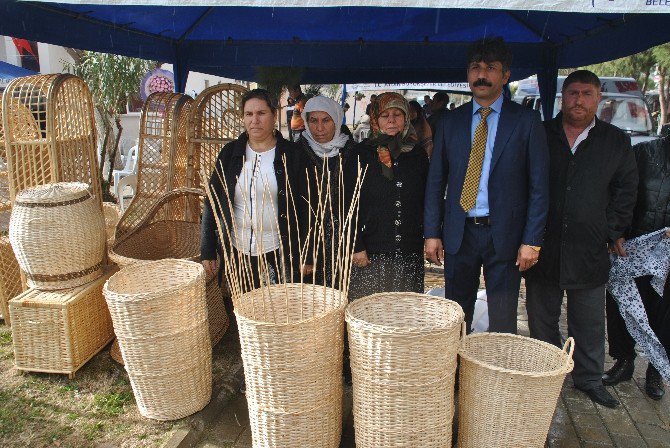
[298,95,356,287]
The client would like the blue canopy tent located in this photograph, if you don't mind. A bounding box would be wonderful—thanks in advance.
[1,1,669,119]
[0,60,37,88]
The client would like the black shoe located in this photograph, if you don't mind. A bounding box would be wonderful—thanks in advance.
[602,358,635,386]
[645,364,665,401]
[576,385,620,408]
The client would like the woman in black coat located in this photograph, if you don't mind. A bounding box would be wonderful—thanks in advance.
[344,92,429,300]
[200,89,310,292]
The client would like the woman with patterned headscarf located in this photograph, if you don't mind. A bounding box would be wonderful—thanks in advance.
[344,92,429,300]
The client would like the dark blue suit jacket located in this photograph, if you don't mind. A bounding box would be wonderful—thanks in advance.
[424,98,550,260]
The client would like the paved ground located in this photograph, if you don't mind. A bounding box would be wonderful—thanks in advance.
[193,273,670,448]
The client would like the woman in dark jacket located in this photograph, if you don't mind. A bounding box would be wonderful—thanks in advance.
[344,92,429,300]
[200,89,310,292]
[297,95,356,288]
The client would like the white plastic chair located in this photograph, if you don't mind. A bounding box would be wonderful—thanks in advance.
[113,145,138,198]
[116,173,137,212]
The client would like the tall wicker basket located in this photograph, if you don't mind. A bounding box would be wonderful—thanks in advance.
[103,259,212,421]
[457,333,575,448]
[237,284,347,448]
[188,83,247,188]
[115,92,193,241]
[1,74,101,206]
[345,292,465,448]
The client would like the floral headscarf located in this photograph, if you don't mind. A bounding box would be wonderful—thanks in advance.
[368,92,418,179]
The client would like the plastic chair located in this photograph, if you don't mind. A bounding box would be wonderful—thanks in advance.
[117,173,137,212]
[113,145,138,198]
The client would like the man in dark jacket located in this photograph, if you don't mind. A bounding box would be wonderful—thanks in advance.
[602,134,670,400]
[525,70,638,408]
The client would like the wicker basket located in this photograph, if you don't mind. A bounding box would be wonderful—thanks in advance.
[9,182,106,290]
[103,259,212,421]
[9,267,116,377]
[1,74,102,206]
[345,292,465,448]
[457,333,575,448]
[236,283,347,448]
[0,236,22,326]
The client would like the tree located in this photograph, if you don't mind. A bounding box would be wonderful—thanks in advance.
[653,43,670,128]
[63,52,156,200]
[582,49,656,92]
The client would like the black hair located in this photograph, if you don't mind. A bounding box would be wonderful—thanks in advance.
[290,84,302,92]
[468,37,513,72]
[408,100,426,121]
[433,91,450,104]
[562,70,601,92]
[240,88,279,114]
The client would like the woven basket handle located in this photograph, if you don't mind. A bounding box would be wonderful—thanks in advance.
[460,320,467,340]
[562,337,575,359]
[115,187,205,246]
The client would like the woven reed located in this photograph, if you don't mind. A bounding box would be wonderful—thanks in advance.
[109,337,124,365]
[0,236,22,326]
[345,292,465,448]
[205,276,229,346]
[102,202,121,245]
[236,283,347,448]
[103,259,212,420]
[1,74,101,207]
[9,182,106,290]
[188,83,247,188]
[457,333,575,448]
[0,105,12,233]
[9,267,116,377]
[115,92,193,241]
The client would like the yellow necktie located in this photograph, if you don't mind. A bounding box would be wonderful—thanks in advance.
[460,107,492,212]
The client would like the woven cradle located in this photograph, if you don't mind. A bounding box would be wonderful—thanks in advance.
[103,259,212,421]
[1,74,102,206]
[236,284,347,448]
[0,236,22,325]
[345,292,465,448]
[9,182,106,290]
[115,92,193,241]
[10,267,116,378]
[457,333,575,448]
[109,187,227,346]
[188,83,247,188]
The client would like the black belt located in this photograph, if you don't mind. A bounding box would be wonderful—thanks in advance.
[466,216,491,226]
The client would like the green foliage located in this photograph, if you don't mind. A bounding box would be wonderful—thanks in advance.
[63,52,156,118]
[93,391,134,417]
[304,84,323,98]
[582,49,656,90]
[255,66,303,99]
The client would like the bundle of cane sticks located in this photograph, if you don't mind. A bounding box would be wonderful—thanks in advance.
[204,155,365,323]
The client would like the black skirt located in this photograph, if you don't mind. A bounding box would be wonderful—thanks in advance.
[347,250,424,301]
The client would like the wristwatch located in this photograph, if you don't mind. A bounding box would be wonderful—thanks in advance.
[527,245,541,252]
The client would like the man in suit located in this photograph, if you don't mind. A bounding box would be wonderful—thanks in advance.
[424,37,549,334]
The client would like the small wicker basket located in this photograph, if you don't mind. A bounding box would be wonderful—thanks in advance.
[9,182,105,290]
[103,259,212,421]
[10,267,117,378]
[345,292,464,448]
[236,284,347,448]
[457,333,575,448]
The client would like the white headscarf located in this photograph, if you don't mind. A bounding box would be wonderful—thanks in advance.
[301,96,350,158]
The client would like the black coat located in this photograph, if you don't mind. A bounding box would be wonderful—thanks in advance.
[527,114,638,289]
[344,141,429,255]
[629,135,670,238]
[200,133,311,278]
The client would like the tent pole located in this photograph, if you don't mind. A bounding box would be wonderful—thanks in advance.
[174,44,189,93]
[537,46,559,121]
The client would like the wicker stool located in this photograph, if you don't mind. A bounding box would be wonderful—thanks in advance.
[458,333,575,448]
[345,292,464,447]
[103,259,212,420]
[237,284,347,447]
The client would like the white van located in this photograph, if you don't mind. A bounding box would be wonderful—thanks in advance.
[514,76,657,145]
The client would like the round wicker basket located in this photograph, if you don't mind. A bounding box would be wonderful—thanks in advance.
[457,333,575,448]
[9,182,105,290]
[345,292,464,448]
[103,259,212,421]
[236,283,347,448]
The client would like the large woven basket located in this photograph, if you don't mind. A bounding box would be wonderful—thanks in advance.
[345,292,464,448]
[0,235,23,326]
[9,182,105,290]
[236,283,347,448]
[458,333,575,448]
[103,259,212,421]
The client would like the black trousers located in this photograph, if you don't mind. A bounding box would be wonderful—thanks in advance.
[444,221,521,334]
[606,275,670,361]
[526,278,606,390]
